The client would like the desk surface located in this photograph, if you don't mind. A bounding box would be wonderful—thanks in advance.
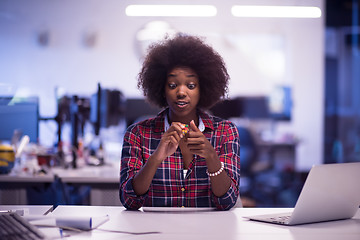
[48,206,360,240]
[0,164,120,183]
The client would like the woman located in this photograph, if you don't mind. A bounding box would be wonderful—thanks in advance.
[120,34,240,210]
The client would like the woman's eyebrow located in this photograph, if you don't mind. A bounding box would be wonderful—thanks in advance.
[167,72,198,78]
[186,73,197,77]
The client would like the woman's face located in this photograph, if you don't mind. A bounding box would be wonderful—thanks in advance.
[165,67,200,123]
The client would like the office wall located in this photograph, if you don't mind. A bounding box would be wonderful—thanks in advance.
[0,0,324,171]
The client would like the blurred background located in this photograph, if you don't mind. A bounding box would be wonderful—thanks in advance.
[0,0,359,207]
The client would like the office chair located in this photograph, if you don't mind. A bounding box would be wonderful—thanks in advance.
[237,126,258,205]
[237,125,283,207]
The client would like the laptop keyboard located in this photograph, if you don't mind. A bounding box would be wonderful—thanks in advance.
[0,212,46,239]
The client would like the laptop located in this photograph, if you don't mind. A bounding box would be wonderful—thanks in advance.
[244,162,360,225]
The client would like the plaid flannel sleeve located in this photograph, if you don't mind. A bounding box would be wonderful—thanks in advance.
[119,126,147,210]
[211,122,241,210]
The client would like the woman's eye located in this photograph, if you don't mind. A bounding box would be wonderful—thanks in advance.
[188,83,196,89]
[168,83,177,89]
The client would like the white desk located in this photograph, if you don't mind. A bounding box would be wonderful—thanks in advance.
[0,164,121,206]
[49,206,360,240]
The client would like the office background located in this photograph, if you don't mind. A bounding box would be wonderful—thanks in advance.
[0,0,323,170]
[0,0,359,206]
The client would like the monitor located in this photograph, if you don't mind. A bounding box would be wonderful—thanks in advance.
[209,98,243,119]
[241,96,270,120]
[210,97,270,120]
[90,84,125,135]
[268,86,292,121]
[124,98,161,126]
[0,97,39,143]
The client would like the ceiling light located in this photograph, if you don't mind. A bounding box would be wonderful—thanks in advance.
[231,6,321,18]
[125,5,217,17]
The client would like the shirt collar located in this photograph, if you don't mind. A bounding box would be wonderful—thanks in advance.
[164,113,205,132]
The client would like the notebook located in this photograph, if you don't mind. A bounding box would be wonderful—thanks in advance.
[244,162,360,225]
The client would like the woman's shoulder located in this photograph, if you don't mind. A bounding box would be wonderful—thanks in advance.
[213,117,238,133]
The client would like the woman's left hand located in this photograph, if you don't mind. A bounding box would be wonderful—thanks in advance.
[186,120,217,159]
[187,120,231,198]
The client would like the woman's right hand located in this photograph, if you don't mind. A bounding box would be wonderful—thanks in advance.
[152,122,186,163]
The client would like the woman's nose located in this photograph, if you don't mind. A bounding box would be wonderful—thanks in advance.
[177,85,186,98]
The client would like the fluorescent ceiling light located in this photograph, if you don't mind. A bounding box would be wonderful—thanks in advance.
[231,6,322,18]
[125,5,217,17]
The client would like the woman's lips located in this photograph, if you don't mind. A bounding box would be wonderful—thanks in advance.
[175,101,189,108]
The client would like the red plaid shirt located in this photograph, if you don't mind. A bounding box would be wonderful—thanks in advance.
[120,108,240,210]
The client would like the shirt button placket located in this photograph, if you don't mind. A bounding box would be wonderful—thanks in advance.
[181,187,186,207]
